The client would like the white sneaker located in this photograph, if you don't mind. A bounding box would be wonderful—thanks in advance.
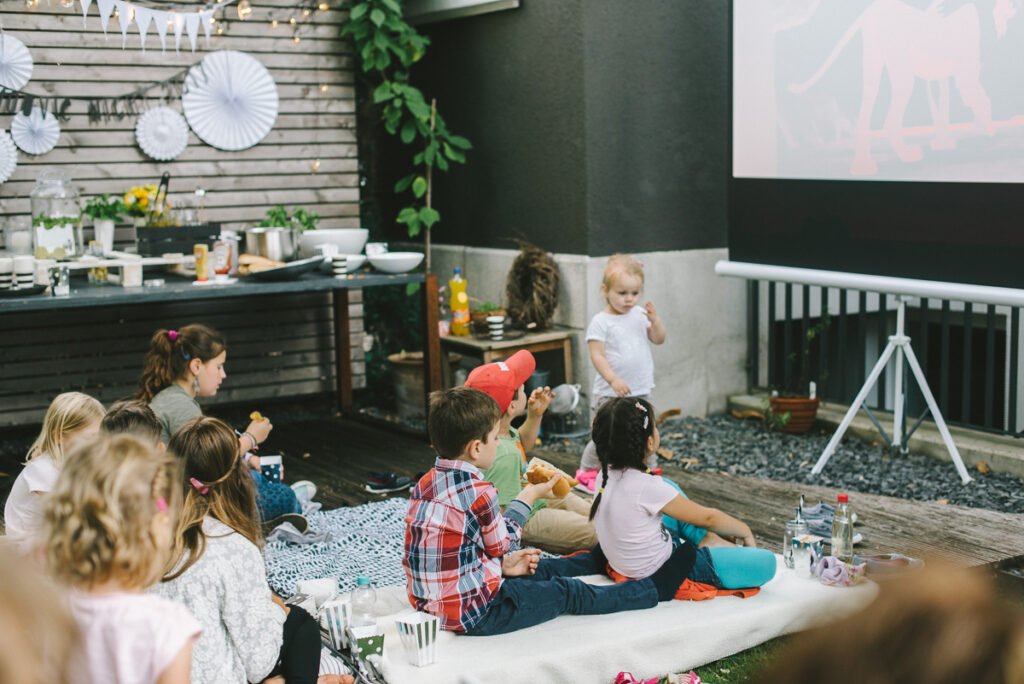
[291,480,317,506]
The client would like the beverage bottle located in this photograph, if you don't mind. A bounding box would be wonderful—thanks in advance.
[349,576,378,630]
[830,493,854,563]
[449,268,470,336]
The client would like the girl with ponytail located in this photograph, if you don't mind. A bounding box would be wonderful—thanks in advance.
[138,324,307,528]
[589,398,776,597]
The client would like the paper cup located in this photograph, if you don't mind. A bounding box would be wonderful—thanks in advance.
[260,455,282,482]
[395,611,439,667]
[321,597,352,650]
[296,577,338,609]
[347,624,385,660]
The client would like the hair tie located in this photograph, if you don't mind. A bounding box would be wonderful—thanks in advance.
[155,496,168,512]
[167,330,179,342]
[635,402,649,429]
[598,487,605,494]
[189,477,209,495]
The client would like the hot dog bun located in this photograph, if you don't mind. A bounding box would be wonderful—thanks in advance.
[525,461,578,497]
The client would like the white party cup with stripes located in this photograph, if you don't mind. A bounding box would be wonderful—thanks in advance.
[395,611,439,667]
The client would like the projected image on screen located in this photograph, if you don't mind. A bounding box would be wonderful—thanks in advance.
[734,0,1024,182]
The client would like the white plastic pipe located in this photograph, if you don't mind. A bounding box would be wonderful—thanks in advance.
[715,261,1024,308]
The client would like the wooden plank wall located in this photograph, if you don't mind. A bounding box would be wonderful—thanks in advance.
[0,0,366,425]
[0,0,359,230]
[0,289,365,427]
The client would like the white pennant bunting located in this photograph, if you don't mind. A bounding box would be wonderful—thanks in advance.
[185,13,200,53]
[133,5,153,51]
[199,10,214,47]
[152,10,169,52]
[172,13,185,53]
[115,1,134,49]
[80,0,93,28]
[96,0,116,35]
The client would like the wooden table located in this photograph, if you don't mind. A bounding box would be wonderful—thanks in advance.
[439,327,575,385]
[0,271,442,424]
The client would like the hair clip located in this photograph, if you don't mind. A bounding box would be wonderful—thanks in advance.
[155,496,168,512]
[189,477,209,495]
[634,402,648,412]
[167,329,179,342]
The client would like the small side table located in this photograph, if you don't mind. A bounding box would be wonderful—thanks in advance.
[439,327,575,386]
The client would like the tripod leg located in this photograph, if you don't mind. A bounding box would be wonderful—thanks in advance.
[812,340,898,475]
[902,345,973,484]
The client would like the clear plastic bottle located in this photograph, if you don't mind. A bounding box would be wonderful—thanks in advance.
[449,268,470,336]
[349,576,378,629]
[831,493,854,563]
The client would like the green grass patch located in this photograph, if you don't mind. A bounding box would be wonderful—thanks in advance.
[660,637,788,683]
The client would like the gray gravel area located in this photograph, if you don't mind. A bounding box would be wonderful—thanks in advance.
[544,415,1024,515]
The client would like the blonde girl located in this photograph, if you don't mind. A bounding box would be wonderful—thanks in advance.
[137,324,306,527]
[590,398,776,595]
[4,392,104,550]
[578,254,666,477]
[156,417,348,684]
[42,434,200,684]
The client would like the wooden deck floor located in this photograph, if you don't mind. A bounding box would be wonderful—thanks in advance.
[4,415,1024,571]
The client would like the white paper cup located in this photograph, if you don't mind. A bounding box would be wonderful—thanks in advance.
[13,256,34,275]
[321,597,352,650]
[260,455,283,482]
[395,611,439,667]
[0,257,12,275]
[296,577,338,609]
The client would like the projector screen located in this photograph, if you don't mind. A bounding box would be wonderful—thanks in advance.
[730,0,1024,289]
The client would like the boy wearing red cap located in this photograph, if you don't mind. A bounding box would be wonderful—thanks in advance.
[465,350,597,554]
[404,386,666,635]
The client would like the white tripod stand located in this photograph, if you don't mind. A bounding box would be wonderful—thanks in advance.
[811,295,973,484]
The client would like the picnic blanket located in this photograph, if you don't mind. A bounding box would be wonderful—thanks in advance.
[264,499,877,682]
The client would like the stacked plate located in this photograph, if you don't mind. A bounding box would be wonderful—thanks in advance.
[331,255,349,279]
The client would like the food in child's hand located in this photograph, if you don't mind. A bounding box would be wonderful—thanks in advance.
[250,411,266,422]
[526,463,578,497]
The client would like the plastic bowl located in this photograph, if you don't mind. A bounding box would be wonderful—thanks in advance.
[369,252,425,274]
[298,229,369,258]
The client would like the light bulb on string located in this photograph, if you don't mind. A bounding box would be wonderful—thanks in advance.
[292,31,301,43]
[289,16,297,24]
[236,0,252,20]
[310,159,321,173]
[302,8,311,16]
[320,84,328,93]
[271,17,279,27]
[60,0,74,8]
[318,2,329,10]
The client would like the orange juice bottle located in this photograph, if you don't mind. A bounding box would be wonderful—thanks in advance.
[449,268,470,336]
[194,243,209,282]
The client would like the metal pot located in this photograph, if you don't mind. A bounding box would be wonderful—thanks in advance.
[245,227,298,262]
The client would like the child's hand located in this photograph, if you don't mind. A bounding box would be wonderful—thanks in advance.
[519,474,562,505]
[611,378,632,397]
[247,455,261,470]
[644,301,659,323]
[527,386,554,417]
[502,548,541,577]
[246,416,272,445]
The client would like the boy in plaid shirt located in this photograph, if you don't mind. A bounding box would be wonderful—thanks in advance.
[404,386,675,636]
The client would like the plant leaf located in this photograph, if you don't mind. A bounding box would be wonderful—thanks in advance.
[405,282,421,296]
[400,119,417,144]
[394,174,415,193]
[372,82,393,104]
[370,8,386,26]
[412,176,427,198]
[419,206,440,229]
[382,0,401,13]
[443,142,465,163]
[350,2,368,20]
[397,207,418,223]
[435,154,449,171]
[448,134,472,150]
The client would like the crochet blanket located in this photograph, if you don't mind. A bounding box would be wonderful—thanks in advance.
[264,497,410,597]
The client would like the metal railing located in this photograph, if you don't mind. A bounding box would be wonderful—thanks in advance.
[746,281,1023,438]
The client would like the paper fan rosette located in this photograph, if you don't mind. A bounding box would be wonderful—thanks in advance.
[182,50,278,152]
[135,107,189,161]
[11,106,60,156]
[0,131,17,183]
[0,34,33,91]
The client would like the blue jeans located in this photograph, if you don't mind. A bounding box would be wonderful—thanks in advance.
[466,550,658,636]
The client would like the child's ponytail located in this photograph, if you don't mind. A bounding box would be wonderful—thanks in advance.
[136,324,226,402]
[588,397,656,521]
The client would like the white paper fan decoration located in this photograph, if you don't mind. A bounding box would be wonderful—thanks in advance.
[135,107,189,161]
[0,131,17,184]
[0,34,33,91]
[11,106,60,156]
[182,50,278,152]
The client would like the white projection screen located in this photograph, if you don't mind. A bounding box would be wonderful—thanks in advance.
[729,0,1024,288]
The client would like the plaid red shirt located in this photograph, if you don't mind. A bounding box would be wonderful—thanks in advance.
[403,458,530,633]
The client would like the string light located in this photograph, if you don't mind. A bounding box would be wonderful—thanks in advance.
[216,25,225,35]
[318,2,329,10]
[320,84,328,93]
[310,159,321,173]
[24,0,39,8]
[60,0,74,7]
[236,0,252,20]
[289,16,297,24]
[271,18,279,27]
[292,31,301,43]
[302,8,311,16]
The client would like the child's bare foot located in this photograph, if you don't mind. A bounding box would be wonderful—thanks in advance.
[318,675,355,684]
[698,531,735,548]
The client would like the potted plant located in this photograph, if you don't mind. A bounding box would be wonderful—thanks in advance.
[470,300,506,334]
[122,185,159,227]
[82,195,126,255]
[768,312,831,434]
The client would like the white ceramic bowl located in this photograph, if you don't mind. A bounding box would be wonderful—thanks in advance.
[319,253,367,274]
[369,251,424,274]
[298,229,369,258]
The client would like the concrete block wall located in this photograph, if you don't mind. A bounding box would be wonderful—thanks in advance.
[431,244,748,417]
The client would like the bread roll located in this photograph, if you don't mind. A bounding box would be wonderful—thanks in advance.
[525,463,578,497]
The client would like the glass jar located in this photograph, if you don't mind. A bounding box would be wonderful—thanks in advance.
[3,215,33,255]
[30,170,82,260]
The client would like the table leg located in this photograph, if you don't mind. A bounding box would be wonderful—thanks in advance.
[333,289,353,415]
[422,273,442,416]
[563,339,574,384]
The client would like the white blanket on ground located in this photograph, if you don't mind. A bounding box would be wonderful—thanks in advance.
[368,556,877,684]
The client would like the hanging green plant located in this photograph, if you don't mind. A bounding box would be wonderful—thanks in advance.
[341,0,472,277]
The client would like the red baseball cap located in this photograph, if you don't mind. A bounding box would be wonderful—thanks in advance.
[464,350,536,414]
